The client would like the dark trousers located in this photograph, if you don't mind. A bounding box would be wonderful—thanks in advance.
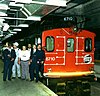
[35,63,44,82]
[29,62,36,80]
[3,60,13,80]
[1,59,4,73]
[39,63,44,77]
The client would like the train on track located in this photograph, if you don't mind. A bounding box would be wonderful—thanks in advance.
[41,27,95,96]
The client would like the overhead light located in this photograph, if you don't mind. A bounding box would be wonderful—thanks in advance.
[0,0,5,3]
[9,2,24,8]
[13,28,21,31]
[18,24,29,27]
[23,7,31,16]
[0,19,5,22]
[27,16,41,21]
[10,31,17,34]
[31,0,67,7]
[9,9,18,11]
[46,0,67,6]
[38,38,41,44]
[2,34,13,41]
[0,17,35,21]
[15,0,32,3]
[15,0,67,7]
[8,34,13,36]
[2,34,12,40]
[0,19,5,26]
[20,39,24,41]
[8,29,17,34]
[9,0,15,1]
[0,4,9,10]
[0,12,7,16]
[0,35,3,37]
[3,23,10,31]
[0,16,40,21]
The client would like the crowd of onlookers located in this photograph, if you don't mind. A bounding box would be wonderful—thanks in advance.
[1,42,45,82]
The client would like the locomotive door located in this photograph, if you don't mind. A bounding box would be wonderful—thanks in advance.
[56,36,65,65]
[75,37,84,65]
[75,37,93,65]
[45,36,65,65]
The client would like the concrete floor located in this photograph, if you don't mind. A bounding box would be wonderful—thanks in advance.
[0,59,100,96]
[91,82,100,96]
[0,60,57,96]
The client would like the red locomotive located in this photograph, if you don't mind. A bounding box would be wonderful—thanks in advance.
[42,27,95,96]
[42,27,95,77]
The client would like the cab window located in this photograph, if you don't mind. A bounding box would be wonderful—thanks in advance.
[85,38,92,52]
[46,36,54,52]
[67,38,74,52]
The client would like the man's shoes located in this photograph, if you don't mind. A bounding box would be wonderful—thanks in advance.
[8,79,11,81]
[12,77,16,79]
[36,80,38,83]
[30,79,34,82]
[1,71,4,73]
[18,77,21,79]
[26,79,29,81]
[22,78,25,80]
[3,79,6,81]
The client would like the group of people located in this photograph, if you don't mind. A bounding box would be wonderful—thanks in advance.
[2,42,45,83]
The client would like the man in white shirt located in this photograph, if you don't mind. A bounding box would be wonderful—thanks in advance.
[18,46,30,80]
[12,42,21,79]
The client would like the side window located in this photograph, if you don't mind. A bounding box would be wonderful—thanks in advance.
[85,38,92,52]
[67,38,74,52]
[46,36,54,52]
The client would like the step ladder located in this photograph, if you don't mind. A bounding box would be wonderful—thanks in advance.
[56,82,66,96]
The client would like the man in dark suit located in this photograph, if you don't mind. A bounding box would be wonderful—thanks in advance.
[29,44,37,81]
[1,44,8,73]
[36,44,45,82]
[3,43,16,81]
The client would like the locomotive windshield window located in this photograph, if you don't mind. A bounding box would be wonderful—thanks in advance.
[46,36,54,52]
[85,38,92,52]
[67,39,74,52]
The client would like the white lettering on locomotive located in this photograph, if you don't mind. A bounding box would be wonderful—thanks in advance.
[46,57,55,61]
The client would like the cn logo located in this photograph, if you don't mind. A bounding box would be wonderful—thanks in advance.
[83,54,92,64]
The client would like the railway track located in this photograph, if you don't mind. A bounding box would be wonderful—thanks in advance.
[42,78,91,96]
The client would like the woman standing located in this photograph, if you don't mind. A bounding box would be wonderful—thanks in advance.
[18,46,30,80]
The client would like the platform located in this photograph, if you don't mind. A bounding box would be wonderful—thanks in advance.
[91,82,100,96]
[0,60,57,96]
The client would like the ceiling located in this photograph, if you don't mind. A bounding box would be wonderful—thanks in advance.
[0,0,100,43]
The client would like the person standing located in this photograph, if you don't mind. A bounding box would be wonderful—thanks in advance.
[12,42,21,79]
[3,43,16,81]
[36,44,45,82]
[29,44,37,81]
[1,44,8,73]
[28,44,32,52]
[18,46,30,80]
